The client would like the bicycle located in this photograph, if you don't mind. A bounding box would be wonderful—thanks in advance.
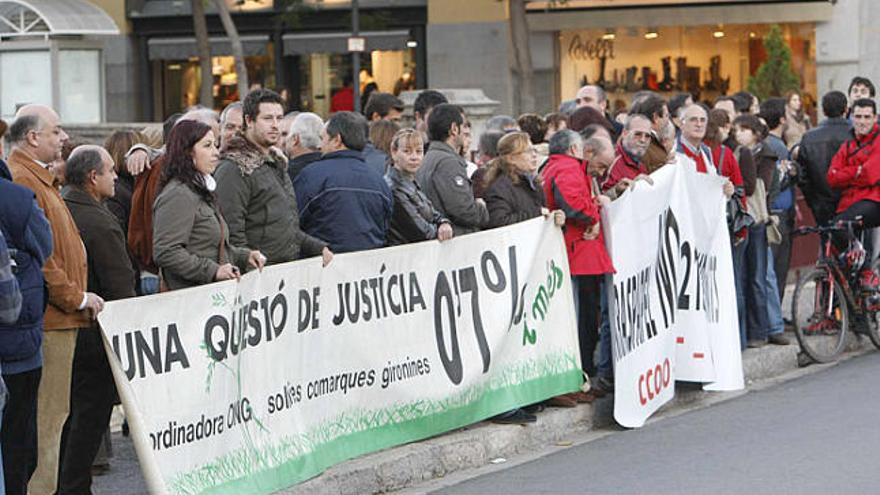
[791,218,880,363]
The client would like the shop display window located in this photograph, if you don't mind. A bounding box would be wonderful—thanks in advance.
[297,48,416,117]
[560,23,816,106]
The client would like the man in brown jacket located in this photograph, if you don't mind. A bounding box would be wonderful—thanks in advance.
[630,94,671,173]
[61,146,136,493]
[6,104,104,495]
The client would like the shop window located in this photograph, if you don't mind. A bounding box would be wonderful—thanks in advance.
[58,50,102,123]
[297,48,416,118]
[559,23,816,106]
[159,52,276,117]
[0,50,51,119]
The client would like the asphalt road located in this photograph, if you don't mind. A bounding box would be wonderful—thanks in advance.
[432,353,880,495]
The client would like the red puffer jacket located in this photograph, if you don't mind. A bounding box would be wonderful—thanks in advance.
[827,124,880,213]
[542,153,615,276]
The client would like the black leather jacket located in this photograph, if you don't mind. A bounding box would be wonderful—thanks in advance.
[385,167,449,245]
[796,117,852,225]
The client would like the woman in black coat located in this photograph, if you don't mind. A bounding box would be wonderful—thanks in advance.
[482,132,570,420]
[483,132,564,228]
[385,129,454,245]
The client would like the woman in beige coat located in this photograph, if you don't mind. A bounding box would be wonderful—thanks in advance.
[153,120,264,291]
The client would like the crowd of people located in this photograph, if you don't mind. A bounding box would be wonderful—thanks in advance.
[0,73,878,492]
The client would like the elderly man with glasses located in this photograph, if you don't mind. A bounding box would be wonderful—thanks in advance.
[602,113,653,194]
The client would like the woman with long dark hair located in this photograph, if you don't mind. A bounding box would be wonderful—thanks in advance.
[152,120,264,291]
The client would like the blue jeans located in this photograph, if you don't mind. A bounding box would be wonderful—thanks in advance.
[139,273,159,296]
[732,237,748,349]
[766,248,785,336]
[596,275,613,379]
[745,224,770,343]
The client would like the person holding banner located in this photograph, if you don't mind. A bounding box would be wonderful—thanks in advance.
[58,146,137,494]
[542,129,615,399]
[153,121,266,291]
[385,129,455,245]
[484,131,574,416]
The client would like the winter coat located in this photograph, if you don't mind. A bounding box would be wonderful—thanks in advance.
[215,136,326,264]
[603,141,648,193]
[152,179,250,291]
[128,153,167,273]
[542,154,614,276]
[783,108,811,147]
[105,173,134,236]
[8,148,89,331]
[294,149,393,253]
[63,187,137,302]
[827,124,880,213]
[484,172,545,228]
[751,142,781,205]
[726,136,756,196]
[385,167,449,245]
[642,132,669,173]
[0,178,52,370]
[797,117,851,224]
[288,151,322,182]
[362,143,388,178]
[417,141,489,235]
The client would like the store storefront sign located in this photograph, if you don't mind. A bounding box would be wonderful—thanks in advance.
[567,35,614,61]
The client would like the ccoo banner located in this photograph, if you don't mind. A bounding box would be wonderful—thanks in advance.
[603,163,744,428]
[97,218,582,495]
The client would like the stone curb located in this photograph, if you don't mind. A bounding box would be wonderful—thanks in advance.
[280,336,875,495]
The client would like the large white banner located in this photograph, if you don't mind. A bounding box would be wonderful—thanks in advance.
[98,218,582,495]
[604,164,744,428]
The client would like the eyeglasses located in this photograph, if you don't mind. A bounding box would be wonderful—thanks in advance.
[686,116,708,124]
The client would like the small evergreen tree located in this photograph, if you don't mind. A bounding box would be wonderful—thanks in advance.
[747,24,801,99]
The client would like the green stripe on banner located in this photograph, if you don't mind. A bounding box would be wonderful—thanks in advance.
[171,368,583,495]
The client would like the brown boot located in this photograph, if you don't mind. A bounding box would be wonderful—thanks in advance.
[545,395,577,408]
[566,391,595,404]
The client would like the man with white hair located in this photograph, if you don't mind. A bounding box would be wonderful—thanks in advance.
[287,112,324,181]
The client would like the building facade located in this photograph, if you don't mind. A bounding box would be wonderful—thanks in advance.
[425,0,880,116]
[12,0,880,123]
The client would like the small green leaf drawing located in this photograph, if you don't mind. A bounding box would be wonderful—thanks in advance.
[212,293,228,308]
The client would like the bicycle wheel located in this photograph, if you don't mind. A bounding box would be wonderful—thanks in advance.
[792,267,849,363]
[866,257,880,350]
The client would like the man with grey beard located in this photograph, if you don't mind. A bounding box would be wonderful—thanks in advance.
[602,113,652,194]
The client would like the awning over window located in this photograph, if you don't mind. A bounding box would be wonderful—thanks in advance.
[0,0,119,37]
[282,30,411,55]
[147,35,270,60]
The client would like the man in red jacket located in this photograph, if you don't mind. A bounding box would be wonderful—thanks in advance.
[827,98,880,289]
[543,129,614,396]
[603,114,652,193]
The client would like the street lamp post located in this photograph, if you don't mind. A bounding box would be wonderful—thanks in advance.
[352,0,361,114]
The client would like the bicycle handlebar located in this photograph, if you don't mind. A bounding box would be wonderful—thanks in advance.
[793,216,864,237]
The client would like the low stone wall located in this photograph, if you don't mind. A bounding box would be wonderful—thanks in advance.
[66,123,156,145]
